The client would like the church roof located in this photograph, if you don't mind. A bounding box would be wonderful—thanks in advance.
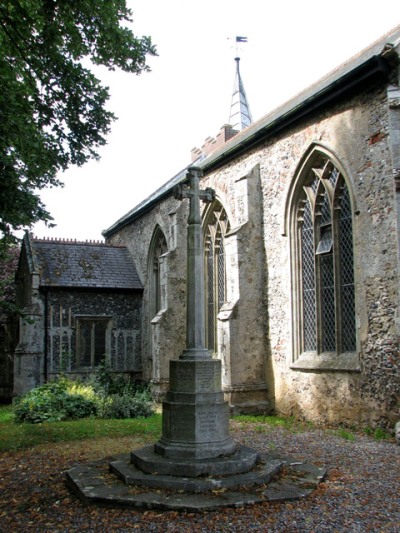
[103,25,400,237]
[22,235,143,290]
[228,57,252,131]
[203,25,400,171]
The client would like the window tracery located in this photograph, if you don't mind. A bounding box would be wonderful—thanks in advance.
[149,228,167,318]
[203,203,230,353]
[295,156,356,357]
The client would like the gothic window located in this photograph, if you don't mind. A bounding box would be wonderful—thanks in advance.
[204,202,230,353]
[294,156,356,357]
[149,227,168,318]
[76,317,112,368]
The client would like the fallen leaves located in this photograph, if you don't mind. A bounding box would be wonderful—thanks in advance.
[0,424,399,531]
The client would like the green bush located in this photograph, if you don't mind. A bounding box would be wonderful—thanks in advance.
[89,359,154,419]
[101,389,154,420]
[13,379,97,424]
[13,375,154,423]
[92,360,131,396]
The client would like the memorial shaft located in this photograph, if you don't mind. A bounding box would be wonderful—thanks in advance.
[153,166,237,460]
[181,168,214,357]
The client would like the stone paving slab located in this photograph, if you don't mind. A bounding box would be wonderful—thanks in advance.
[65,453,327,512]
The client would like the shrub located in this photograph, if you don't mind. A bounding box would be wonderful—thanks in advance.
[92,360,130,396]
[61,394,97,419]
[101,389,154,420]
[13,375,154,423]
[13,379,97,423]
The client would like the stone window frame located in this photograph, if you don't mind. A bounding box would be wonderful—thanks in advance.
[203,199,230,354]
[286,144,360,372]
[75,315,113,369]
[148,225,168,321]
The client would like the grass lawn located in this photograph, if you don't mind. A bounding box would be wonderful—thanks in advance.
[0,404,162,452]
[0,405,392,454]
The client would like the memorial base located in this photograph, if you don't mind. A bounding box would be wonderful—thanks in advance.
[131,443,259,477]
[152,357,238,461]
[66,452,327,511]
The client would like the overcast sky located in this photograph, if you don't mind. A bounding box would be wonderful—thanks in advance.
[32,0,400,241]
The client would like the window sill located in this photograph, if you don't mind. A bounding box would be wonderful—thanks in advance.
[290,351,360,372]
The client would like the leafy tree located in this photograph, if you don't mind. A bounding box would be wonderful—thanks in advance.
[0,244,20,321]
[0,0,156,245]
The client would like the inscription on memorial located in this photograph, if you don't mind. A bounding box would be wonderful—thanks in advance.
[195,362,218,392]
[197,410,217,436]
[170,361,220,392]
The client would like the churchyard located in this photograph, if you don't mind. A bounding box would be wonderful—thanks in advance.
[0,404,399,531]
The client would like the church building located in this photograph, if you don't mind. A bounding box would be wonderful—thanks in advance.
[13,27,400,429]
[103,27,400,428]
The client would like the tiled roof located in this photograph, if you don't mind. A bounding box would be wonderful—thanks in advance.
[31,238,143,290]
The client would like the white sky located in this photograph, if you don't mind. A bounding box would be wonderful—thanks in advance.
[32,0,400,241]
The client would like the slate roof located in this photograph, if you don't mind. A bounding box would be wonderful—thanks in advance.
[28,237,143,290]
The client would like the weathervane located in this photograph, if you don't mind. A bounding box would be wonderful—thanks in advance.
[227,35,248,57]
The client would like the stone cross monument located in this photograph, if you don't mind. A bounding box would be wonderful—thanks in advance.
[154,166,237,462]
[68,172,326,509]
[131,166,258,476]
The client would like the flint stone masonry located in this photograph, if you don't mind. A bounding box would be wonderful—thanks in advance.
[107,193,189,398]
[14,236,144,394]
[44,290,142,376]
[106,84,400,426]
[102,30,400,428]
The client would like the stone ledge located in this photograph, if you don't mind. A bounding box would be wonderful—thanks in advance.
[291,352,360,372]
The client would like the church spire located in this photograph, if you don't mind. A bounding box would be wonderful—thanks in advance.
[228,56,252,131]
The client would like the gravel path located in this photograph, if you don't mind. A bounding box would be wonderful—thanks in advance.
[0,421,399,532]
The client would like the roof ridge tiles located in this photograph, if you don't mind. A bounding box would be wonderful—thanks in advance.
[31,236,126,248]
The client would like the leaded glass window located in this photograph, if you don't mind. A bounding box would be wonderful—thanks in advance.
[204,203,229,354]
[296,158,356,356]
[76,317,111,368]
[150,228,168,317]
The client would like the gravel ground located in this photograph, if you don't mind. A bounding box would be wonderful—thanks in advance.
[0,421,399,532]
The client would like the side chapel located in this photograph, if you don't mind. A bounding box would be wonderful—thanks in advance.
[14,27,400,428]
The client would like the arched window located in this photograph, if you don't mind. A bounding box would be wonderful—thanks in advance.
[204,202,230,353]
[149,227,168,318]
[294,154,356,357]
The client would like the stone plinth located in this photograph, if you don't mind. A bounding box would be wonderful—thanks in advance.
[66,453,327,511]
[151,358,236,460]
[131,444,259,477]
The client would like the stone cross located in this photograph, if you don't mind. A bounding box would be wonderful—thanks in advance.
[174,166,215,359]
[148,165,237,461]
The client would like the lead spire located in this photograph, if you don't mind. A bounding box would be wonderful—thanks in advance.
[228,55,252,131]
